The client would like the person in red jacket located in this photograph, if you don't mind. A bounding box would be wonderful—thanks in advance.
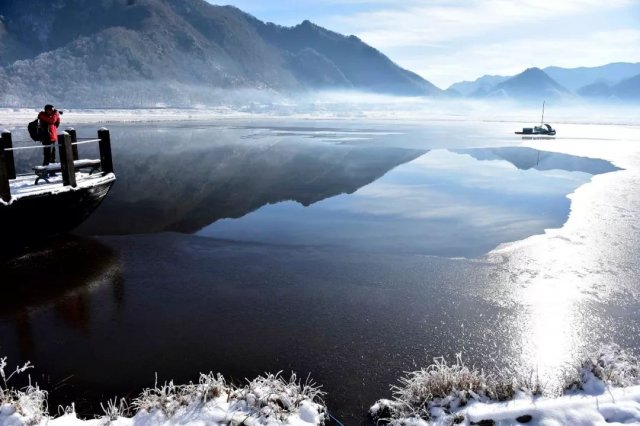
[38,104,61,166]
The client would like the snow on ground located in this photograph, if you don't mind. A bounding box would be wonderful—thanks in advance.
[1,398,323,426]
[6,347,640,426]
[462,387,640,426]
[374,388,640,426]
[0,361,326,426]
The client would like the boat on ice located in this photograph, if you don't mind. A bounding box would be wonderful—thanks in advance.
[0,128,116,248]
[515,123,556,136]
[515,101,556,137]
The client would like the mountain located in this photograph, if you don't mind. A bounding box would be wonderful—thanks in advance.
[449,62,640,101]
[0,0,441,107]
[250,19,440,96]
[612,73,640,100]
[577,81,613,98]
[544,63,640,92]
[485,68,572,100]
[447,75,508,97]
[576,73,640,100]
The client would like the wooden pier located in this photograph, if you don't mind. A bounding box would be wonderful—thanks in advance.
[0,128,114,203]
[0,127,117,247]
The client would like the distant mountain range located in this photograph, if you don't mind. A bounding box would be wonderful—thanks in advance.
[448,63,640,101]
[0,0,441,107]
[447,75,508,97]
[575,73,640,100]
[0,0,637,107]
[488,67,572,100]
[544,63,640,91]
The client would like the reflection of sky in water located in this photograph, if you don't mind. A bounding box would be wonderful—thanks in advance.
[198,149,593,257]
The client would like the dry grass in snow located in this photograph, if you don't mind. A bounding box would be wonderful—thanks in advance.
[370,345,640,426]
[0,357,326,426]
[0,357,48,426]
[370,354,537,424]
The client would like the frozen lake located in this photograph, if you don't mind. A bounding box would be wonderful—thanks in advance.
[1,118,639,423]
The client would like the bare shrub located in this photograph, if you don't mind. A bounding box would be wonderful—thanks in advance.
[0,357,48,425]
[100,397,131,420]
[132,372,228,416]
[132,371,326,424]
[564,344,640,391]
[234,372,326,422]
[1,356,325,425]
[372,346,640,425]
[501,366,544,397]
[369,354,551,423]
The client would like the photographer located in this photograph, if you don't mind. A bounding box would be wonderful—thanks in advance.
[37,104,63,166]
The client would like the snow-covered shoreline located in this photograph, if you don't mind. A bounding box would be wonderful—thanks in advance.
[370,345,640,425]
[0,361,326,426]
[4,346,640,426]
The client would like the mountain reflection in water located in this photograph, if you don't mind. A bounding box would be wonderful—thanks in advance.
[75,122,621,258]
[77,126,426,235]
[453,146,620,174]
[198,147,620,257]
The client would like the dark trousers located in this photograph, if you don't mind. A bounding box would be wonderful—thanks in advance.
[42,140,56,166]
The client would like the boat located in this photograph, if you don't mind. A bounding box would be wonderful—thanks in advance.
[515,101,556,137]
[0,128,116,249]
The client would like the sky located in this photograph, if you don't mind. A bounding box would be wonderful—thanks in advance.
[206,0,640,89]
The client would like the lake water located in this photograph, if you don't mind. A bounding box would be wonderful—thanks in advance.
[1,118,638,424]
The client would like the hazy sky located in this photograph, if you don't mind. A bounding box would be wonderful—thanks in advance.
[207,0,640,89]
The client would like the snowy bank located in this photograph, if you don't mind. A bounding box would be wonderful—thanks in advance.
[0,358,326,426]
[4,347,640,425]
[370,345,640,425]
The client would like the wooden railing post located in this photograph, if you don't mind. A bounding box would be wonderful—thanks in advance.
[0,138,10,203]
[65,127,79,161]
[98,128,114,174]
[1,131,16,180]
[58,132,76,187]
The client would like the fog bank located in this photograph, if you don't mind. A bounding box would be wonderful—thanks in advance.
[1,92,639,128]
